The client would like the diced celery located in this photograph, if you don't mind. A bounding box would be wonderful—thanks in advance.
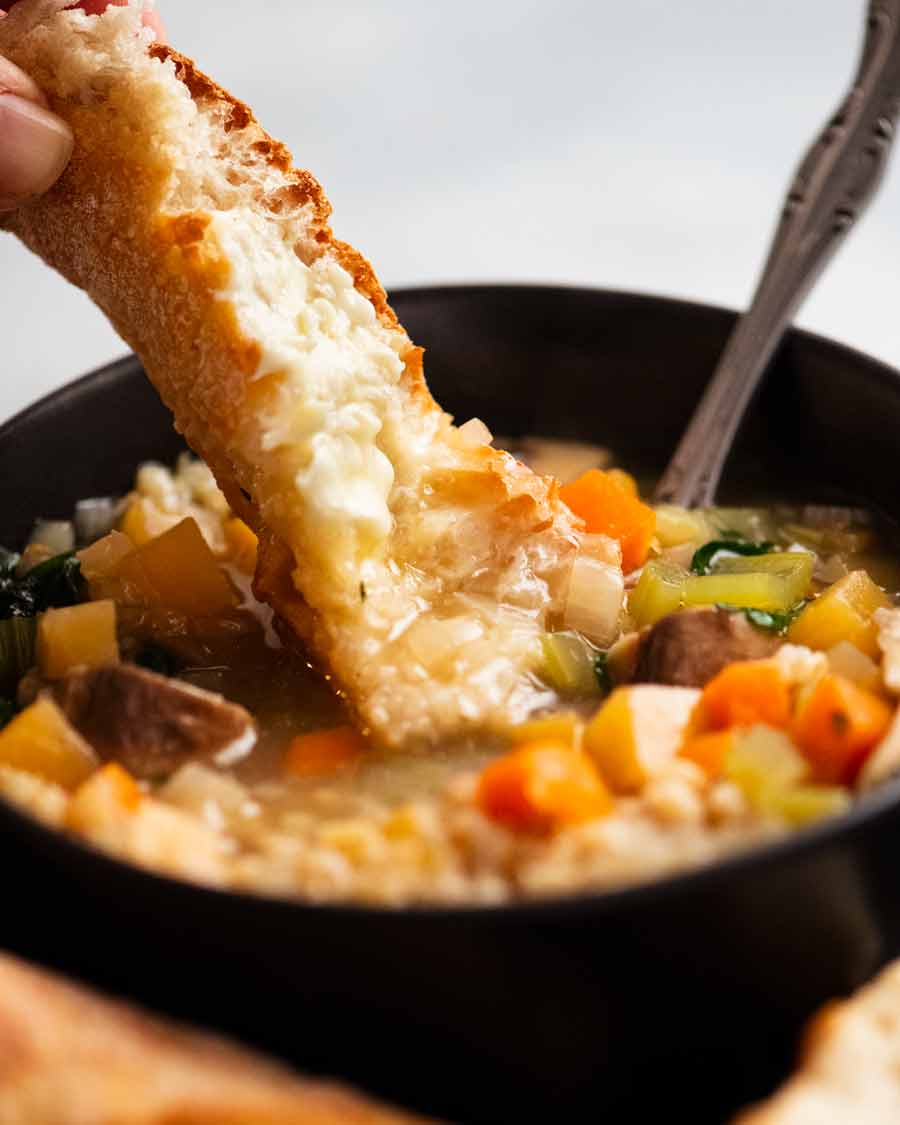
[654,505,712,548]
[724,725,809,809]
[764,784,851,827]
[539,632,599,696]
[628,559,687,627]
[712,551,814,605]
[684,572,793,612]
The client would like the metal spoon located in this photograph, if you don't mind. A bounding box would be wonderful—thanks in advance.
[654,0,900,508]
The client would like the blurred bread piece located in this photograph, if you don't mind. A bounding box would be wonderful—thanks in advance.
[733,959,900,1124]
[0,951,430,1125]
[0,0,586,746]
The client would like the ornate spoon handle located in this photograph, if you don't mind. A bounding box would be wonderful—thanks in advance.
[654,0,900,508]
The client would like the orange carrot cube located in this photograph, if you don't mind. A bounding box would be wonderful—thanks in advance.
[283,725,368,777]
[477,738,612,834]
[559,469,656,573]
[791,673,892,784]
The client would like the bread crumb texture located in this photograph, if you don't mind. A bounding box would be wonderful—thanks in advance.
[0,0,586,746]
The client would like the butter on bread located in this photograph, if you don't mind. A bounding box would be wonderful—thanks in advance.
[0,1,591,745]
[733,960,900,1124]
[0,951,430,1124]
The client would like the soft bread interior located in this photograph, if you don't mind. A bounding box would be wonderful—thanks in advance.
[0,0,591,745]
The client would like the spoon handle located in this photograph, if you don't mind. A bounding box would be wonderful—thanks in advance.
[654,0,900,508]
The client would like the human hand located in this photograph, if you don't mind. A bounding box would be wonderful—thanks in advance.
[0,1,163,211]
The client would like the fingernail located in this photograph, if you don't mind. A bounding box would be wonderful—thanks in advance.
[0,93,73,210]
[0,56,48,107]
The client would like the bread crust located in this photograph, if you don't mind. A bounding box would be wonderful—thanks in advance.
[732,961,900,1123]
[0,951,430,1124]
[0,1,585,745]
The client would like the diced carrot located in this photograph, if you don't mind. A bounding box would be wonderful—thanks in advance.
[476,738,613,834]
[695,660,791,732]
[283,725,368,777]
[559,469,656,573]
[791,673,892,784]
[605,468,639,497]
[99,762,143,811]
[679,730,737,779]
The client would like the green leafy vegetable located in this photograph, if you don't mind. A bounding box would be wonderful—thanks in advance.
[0,617,36,690]
[593,651,612,694]
[716,601,810,635]
[0,550,85,619]
[690,538,775,576]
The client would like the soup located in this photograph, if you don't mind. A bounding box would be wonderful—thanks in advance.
[1,443,898,905]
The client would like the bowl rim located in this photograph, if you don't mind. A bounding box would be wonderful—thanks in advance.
[4,281,900,925]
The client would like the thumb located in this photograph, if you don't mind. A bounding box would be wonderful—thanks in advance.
[0,56,73,212]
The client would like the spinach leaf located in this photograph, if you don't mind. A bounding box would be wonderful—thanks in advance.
[594,651,613,694]
[691,538,775,576]
[716,601,809,636]
[0,550,85,618]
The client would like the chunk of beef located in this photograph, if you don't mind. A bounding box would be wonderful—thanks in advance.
[634,607,779,688]
[50,664,256,781]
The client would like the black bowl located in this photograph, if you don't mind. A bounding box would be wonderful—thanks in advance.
[2,285,900,1124]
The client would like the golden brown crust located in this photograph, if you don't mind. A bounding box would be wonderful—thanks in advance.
[732,961,900,1123]
[0,2,583,744]
[0,952,431,1125]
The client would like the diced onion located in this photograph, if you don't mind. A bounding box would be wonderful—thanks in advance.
[457,418,493,447]
[28,520,74,556]
[74,498,121,545]
[562,554,624,646]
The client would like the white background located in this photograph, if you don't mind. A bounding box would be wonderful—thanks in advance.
[0,1,896,421]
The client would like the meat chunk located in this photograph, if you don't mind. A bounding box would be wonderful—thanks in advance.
[634,607,779,688]
[50,665,256,781]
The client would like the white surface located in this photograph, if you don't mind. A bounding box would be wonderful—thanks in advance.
[1,0,897,422]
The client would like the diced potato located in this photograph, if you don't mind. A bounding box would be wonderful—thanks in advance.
[787,570,890,658]
[66,762,141,832]
[584,685,700,793]
[628,559,687,627]
[115,517,236,616]
[0,696,98,789]
[38,600,119,679]
[724,724,809,812]
[654,505,712,548]
[826,640,881,692]
[224,517,258,574]
[76,530,135,581]
[120,496,183,547]
[511,711,582,748]
[875,607,900,694]
[858,710,900,789]
[540,632,599,696]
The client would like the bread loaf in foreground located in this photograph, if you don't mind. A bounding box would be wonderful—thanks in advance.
[733,960,900,1124]
[0,0,591,746]
[0,951,430,1125]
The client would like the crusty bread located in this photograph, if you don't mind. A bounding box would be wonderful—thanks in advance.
[0,951,430,1125]
[0,0,591,747]
[732,960,900,1124]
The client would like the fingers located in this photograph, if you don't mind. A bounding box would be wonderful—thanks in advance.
[0,54,47,106]
[0,89,73,212]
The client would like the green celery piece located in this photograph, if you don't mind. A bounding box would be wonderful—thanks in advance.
[540,632,600,696]
[0,617,36,691]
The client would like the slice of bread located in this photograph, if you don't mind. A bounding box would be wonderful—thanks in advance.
[0,0,592,746]
[0,951,431,1123]
[732,961,900,1124]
